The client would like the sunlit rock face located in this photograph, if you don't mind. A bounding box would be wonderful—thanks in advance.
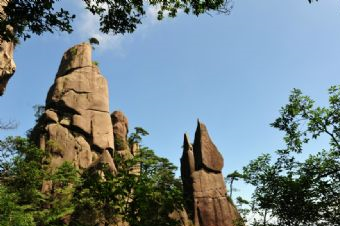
[32,43,116,174]
[181,121,241,226]
[0,0,16,96]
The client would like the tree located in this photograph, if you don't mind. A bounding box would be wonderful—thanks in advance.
[225,170,243,200]
[241,86,340,225]
[0,126,184,226]
[0,0,233,42]
[72,128,184,226]
[0,136,80,226]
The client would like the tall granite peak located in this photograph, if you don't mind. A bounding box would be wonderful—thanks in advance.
[32,43,116,174]
[181,121,241,226]
[0,0,16,96]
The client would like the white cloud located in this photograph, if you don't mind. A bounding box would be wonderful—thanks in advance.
[75,10,124,52]
[70,0,164,53]
[146,5,162,24]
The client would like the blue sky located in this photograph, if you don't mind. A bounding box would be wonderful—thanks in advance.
[1,0,340,199]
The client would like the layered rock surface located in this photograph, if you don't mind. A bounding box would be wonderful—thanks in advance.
[32,43,116,173]
[0,0,16,96]
[181,121,240,226]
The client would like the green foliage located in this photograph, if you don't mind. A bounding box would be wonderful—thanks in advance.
[0,127,183,225]
[92,60,99,66]
[128,147,183,226]
[89,37,100,46]
[70,47,78,56]
[73,128,184,226]
[0,0,233,42]
[0,185,35,226]
[225,170,243,199]
[241,86,340,225]
[1,0,75,41]
[0,137,80,226]
[128,126,149,145]
[0,136,46,204]
[115,137,128,150]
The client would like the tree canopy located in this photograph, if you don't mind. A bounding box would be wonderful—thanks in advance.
[0,127,184,226]
[0,0,232,42]
[238,86,340,226]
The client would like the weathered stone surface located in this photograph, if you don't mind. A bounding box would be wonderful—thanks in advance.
[111,111,133,160]
[32,43,115,173]
[0,0,16,96]
[56,43,92,77]
[45,109,58,122]
[169,209,192,226]
[111,111,129,149]
[181,121,241,226]
[193,121,223,172]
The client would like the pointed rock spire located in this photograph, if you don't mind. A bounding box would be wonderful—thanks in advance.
[181,121,241,226]
[193,120,224,172]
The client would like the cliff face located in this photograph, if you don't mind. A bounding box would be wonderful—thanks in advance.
[32,43,116,174]
[0,0,16,96]
[181,121,241,226]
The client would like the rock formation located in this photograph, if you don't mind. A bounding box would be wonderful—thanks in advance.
[111,111,132,159]
[181,121,241,226]
[111,110,141,175]
[32,43,116,174]
[0,0,16,96]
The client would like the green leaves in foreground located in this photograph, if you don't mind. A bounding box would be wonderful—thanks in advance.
[73,147,183,226]
[0,132,183,226]
[240,86,340,226]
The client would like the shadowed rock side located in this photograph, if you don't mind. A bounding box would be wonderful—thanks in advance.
[111,110,140,174]
[181,121,241,226]
[111,111,132,159]
[0,0,16,96]
[32,43,116,175]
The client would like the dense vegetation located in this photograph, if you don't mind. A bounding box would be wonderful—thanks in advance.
[0,0,232,42]
[0,129,184,226]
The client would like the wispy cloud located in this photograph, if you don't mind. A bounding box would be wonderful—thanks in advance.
[75,10,124,52]
[72,1,162,53]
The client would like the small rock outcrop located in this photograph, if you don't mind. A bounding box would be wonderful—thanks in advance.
[0,0,16,96]
[111,111,132,159]
[111,110,140,175]
[32,43,116,174]
[181,121,241,226]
